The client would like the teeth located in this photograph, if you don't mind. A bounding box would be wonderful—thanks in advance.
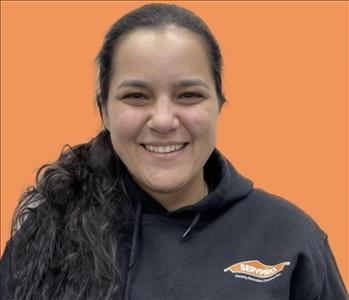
[144,144,185,153]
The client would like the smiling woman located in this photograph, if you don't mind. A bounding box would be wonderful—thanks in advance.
[102,27,219,211]
[0,3,348,300]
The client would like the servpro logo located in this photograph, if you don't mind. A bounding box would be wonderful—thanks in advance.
[224,260,290,283]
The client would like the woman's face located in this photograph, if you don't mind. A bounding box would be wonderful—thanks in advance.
[103,26,220,204]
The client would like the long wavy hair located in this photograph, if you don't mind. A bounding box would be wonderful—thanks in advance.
[9,3,225,299]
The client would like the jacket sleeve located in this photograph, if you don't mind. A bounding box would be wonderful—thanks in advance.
[313,237,348,300]
[0,241,12,300]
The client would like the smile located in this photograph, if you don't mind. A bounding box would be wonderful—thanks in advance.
[141,143,188,154]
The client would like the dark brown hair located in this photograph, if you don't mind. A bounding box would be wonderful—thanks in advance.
[10,3,225,299]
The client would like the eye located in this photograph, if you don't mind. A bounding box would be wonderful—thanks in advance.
[119,93,149,106]
[178,92,205,104]
[122,93,147,100]
[179,92,204,99]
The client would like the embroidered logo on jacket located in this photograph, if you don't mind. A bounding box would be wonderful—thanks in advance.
[224,260,290,282]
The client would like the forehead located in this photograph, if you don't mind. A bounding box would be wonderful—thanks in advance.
[110,26,213,85]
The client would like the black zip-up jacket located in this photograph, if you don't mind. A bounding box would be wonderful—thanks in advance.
[1,149,348,299]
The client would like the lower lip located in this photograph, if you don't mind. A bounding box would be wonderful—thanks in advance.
[141,144,188,160]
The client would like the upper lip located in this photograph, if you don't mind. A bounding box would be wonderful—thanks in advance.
[141,142,189,146]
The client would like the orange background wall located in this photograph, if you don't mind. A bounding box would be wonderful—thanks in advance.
[1,1,348,287]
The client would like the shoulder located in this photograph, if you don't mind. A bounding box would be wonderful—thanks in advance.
[235,187,326,243]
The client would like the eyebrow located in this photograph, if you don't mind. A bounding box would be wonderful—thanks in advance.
[117,79,210,90]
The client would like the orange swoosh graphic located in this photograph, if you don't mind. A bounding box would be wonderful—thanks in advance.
[224,260,290,279]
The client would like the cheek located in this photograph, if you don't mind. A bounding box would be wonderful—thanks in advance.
[181,107,218,140]
[107,105,146,144]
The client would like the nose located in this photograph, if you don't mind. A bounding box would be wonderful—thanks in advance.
[146,97,179,134]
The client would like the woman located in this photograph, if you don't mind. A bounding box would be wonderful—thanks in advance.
[1,3,347,300]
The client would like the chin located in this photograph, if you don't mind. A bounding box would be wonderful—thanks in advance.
[145,177,186,194]
[148,183,182,194]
